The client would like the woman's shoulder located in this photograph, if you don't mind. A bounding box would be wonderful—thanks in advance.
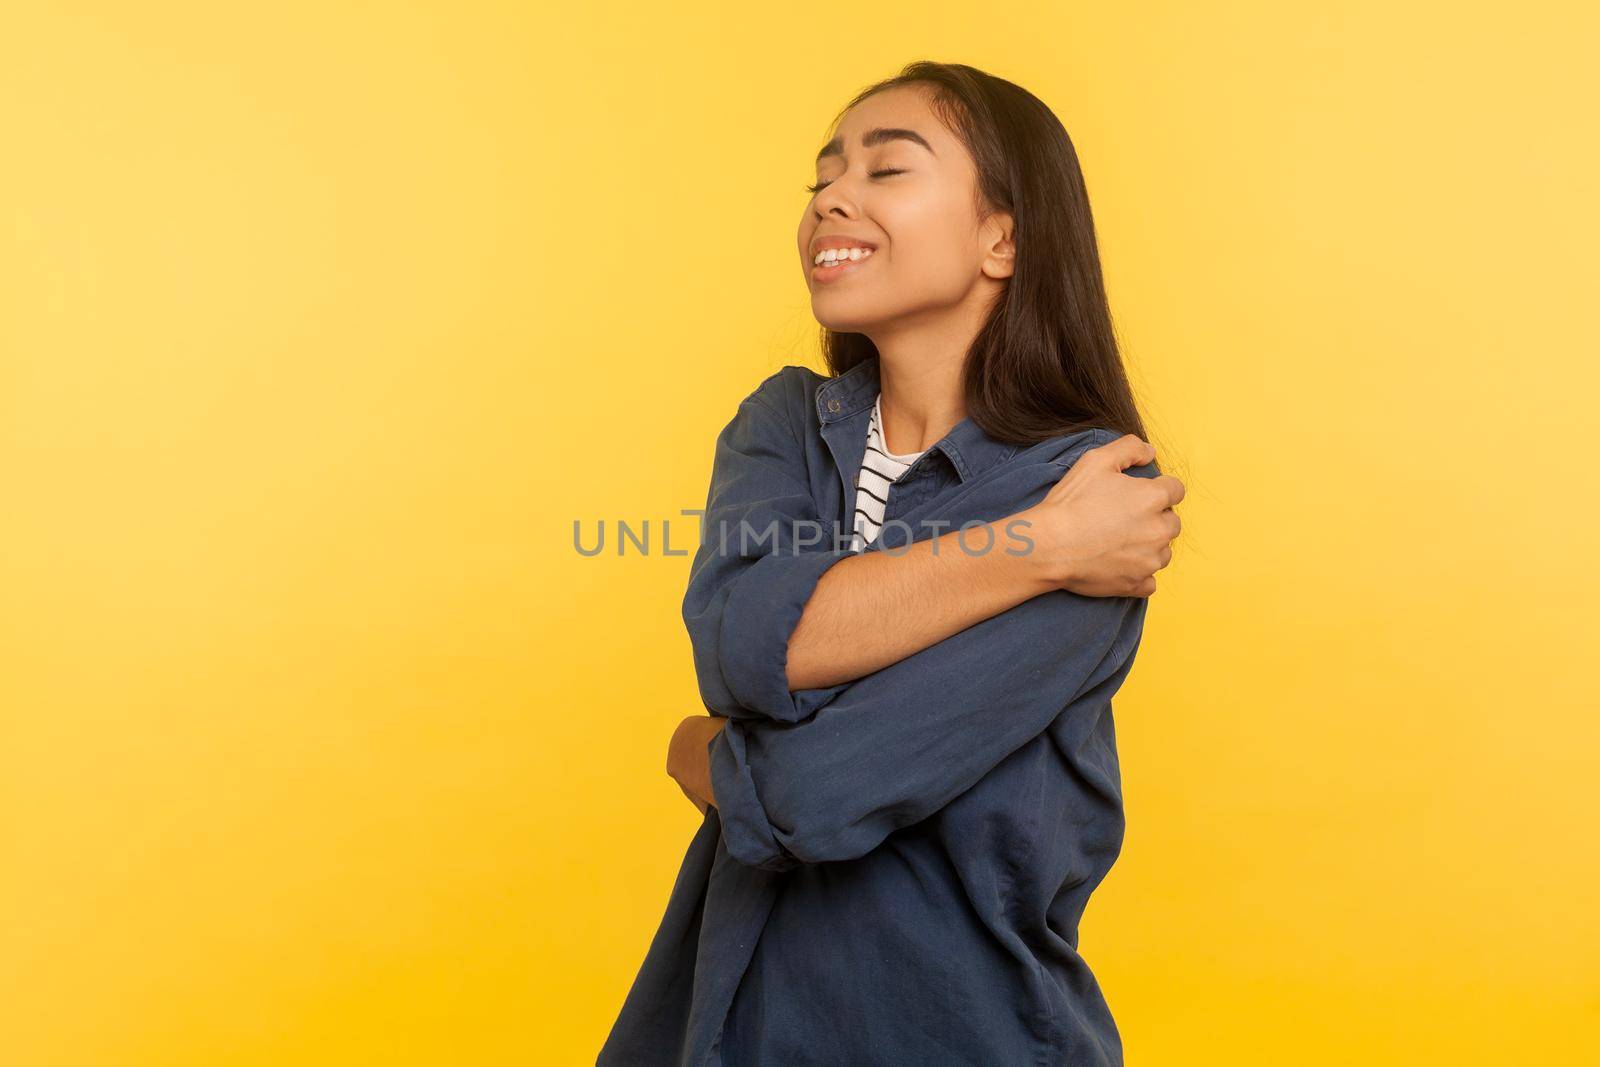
[734,364,829,429]
[1012,425,1122,466]
[742,363,826,403]
[1013,425,1161,479]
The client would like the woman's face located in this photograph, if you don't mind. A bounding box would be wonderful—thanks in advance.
[797,85,1012,334]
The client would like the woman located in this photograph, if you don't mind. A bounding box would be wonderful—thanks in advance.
[600,61,1184,1065]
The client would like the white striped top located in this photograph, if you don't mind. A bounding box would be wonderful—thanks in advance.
[849,391,927,551]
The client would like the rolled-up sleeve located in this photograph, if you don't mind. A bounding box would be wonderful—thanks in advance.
[681,370,860,724]
[707,436,1161,871]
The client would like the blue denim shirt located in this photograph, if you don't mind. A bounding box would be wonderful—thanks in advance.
[599,355,1156,1066]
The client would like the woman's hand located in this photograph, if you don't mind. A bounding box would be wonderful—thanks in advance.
[1014,434,1184,597]
[667,714,726,814]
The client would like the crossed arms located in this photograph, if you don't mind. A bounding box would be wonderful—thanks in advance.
[672,379,1166,871]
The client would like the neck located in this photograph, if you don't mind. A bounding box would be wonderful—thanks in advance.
[869,331,972,456]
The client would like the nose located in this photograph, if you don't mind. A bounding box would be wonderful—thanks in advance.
[811,179,859,220]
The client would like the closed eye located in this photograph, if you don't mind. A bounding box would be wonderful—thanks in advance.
[805,169,907,195]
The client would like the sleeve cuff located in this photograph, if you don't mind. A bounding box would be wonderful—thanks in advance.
[718,547,858,723]
[708,721,800,872]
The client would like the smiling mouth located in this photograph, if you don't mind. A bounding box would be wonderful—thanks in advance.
[811,246,876,267]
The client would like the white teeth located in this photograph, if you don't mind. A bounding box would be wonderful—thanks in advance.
[813,247,874,266]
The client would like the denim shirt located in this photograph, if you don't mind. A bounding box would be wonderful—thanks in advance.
[598,355,1157,1066]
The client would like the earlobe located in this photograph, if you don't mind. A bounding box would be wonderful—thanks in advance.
[985,246,1016,280]
[984,220,1016,279]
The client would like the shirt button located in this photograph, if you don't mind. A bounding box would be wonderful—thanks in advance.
[826,398,841,413]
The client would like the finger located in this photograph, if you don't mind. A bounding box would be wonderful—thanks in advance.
[1095,434,1157,472]
[1153,474,1185,507]
[1156,545,1173,569]
[1164,508,1182,539]
[1137,576,1157,597]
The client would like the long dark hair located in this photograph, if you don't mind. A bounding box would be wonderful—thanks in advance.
[820,61,1149,446]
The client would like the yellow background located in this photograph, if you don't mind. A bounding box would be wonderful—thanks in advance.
[2,2,1596,1063]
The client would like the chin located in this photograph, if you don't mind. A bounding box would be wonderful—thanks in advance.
[813,310,878,334]
[811,297,886,334]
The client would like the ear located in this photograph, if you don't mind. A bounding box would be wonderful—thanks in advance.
[981,211,1016,281]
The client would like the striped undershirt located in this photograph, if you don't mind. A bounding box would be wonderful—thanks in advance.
[849,391,928,552]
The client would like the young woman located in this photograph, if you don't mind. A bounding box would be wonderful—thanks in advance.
[600,61,1184,1066]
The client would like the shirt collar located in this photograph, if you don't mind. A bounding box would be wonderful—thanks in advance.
[815,354,1018,483]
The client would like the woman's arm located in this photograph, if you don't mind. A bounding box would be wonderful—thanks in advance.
[784,434,1182,690]
[782,517,1049,691]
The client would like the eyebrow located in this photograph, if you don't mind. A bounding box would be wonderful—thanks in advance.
[815,127,936,164]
